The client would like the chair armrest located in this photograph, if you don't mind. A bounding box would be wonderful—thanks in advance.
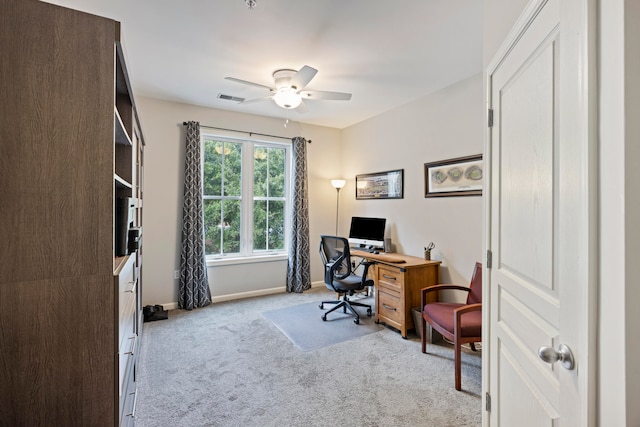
[420,285,471,310]
[360,260,375,283]
[454,303,482,337]
[454,302,482,316]
[422,284,472,293]
[324,261,337,284]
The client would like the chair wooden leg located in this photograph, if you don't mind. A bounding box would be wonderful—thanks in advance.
[454,337,462,391]
[421,314,427,353]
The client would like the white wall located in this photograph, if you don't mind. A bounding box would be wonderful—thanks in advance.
[136,97,341,306]
[482,0,530,68]
[341,74,485,292]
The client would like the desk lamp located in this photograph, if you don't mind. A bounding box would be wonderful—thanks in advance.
[331,179,346,236]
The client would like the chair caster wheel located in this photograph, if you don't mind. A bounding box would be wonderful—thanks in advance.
[319,303,324,309]
[354,318,360,324]
[322,315,327,321]
[367,309,372,316]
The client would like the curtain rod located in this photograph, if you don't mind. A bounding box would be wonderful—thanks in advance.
[182,122,311,143]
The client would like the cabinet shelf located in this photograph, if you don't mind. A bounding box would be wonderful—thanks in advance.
[114,173,132,189]
[114,108,132,146]
[113,254,130,275]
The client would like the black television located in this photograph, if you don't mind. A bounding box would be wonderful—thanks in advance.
[348,217,386,248]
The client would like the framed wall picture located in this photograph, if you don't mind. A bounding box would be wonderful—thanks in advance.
[424,155,483,197]
[356,169,404,200]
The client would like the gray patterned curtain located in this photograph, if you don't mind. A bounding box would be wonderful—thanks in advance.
[286,136,311,293]
[179,121,212,310]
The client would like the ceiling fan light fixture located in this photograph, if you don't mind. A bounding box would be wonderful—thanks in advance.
[226,65,351,111]
[273,88,302,109]
[245,0,256,10]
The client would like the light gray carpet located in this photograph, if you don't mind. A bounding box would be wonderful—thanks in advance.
[263,297,382,351]
[135,287,482,427]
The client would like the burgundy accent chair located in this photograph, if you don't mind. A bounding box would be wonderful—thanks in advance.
[420,262,482,391]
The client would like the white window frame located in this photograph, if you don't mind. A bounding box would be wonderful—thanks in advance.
[201,133,291,264]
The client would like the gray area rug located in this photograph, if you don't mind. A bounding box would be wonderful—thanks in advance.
[263,298,382,351]
[135,287,482,427]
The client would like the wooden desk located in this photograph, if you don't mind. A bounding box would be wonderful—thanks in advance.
[352,250,441,338]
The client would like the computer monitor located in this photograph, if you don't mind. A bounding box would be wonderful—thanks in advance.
[348,217,386,248]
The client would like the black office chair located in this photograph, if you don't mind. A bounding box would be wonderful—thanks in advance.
[319,235,374,324]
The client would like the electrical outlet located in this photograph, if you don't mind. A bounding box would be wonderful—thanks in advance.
[174,270,179,280]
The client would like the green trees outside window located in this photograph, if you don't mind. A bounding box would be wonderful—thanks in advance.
[253,146,286,251]
[203,137,289,257]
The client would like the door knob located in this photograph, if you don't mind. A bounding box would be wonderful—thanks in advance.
[537,344,575,370]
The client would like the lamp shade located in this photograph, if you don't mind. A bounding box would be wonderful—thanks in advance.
[273,88,302,109]
[331,179,346,189]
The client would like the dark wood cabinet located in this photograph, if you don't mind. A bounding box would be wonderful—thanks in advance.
[0,1,144,425]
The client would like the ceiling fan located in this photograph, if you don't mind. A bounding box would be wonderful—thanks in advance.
[225,65,352,110]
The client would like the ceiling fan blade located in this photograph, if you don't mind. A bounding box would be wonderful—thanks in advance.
[225,77,274,91]
[241,95,273,104]
[289,65,317,90]
[299,90,352,101]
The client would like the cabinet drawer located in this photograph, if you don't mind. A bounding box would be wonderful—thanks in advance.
[115,255,137,397]
[120,353,137,427]
[378,288,403,325]
[118,256,136,311]
[117,256,136,345]
[118,328,136,397]
[118,288,136,393]
[377,265,404,292]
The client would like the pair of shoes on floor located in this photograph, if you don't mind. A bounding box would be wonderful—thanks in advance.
[143,304,168,322]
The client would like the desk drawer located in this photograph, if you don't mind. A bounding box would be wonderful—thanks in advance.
[378,288,403,325]
[377,265,403,292]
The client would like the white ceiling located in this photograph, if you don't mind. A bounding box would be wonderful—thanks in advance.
[44,0,483,129]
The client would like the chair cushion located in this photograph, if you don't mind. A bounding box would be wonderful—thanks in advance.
[423,303,482,337]
[326,275,373,293]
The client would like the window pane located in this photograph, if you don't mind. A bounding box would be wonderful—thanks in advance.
[253,200,284,251]
[203,199,222,255]
[203,199,242,255]
[268,147,285,198]
[254,147,268,198]
[203,136,288,258]
[203,139,222,196]
[268,200,285,250]
[223,199,241,253]
[224,142,242,197]
[253,200,267,251]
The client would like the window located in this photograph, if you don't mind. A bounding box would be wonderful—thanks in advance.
[202,135,290,258]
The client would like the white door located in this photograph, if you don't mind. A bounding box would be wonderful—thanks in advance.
[485,0,595,424]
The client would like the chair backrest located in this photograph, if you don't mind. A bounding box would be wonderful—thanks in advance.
[319,235,352,282]
[466,262,483,305]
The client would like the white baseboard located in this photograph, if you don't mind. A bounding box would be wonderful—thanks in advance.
[160,281,326,309]
[159,302,179,311]
[212,286,286,303]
